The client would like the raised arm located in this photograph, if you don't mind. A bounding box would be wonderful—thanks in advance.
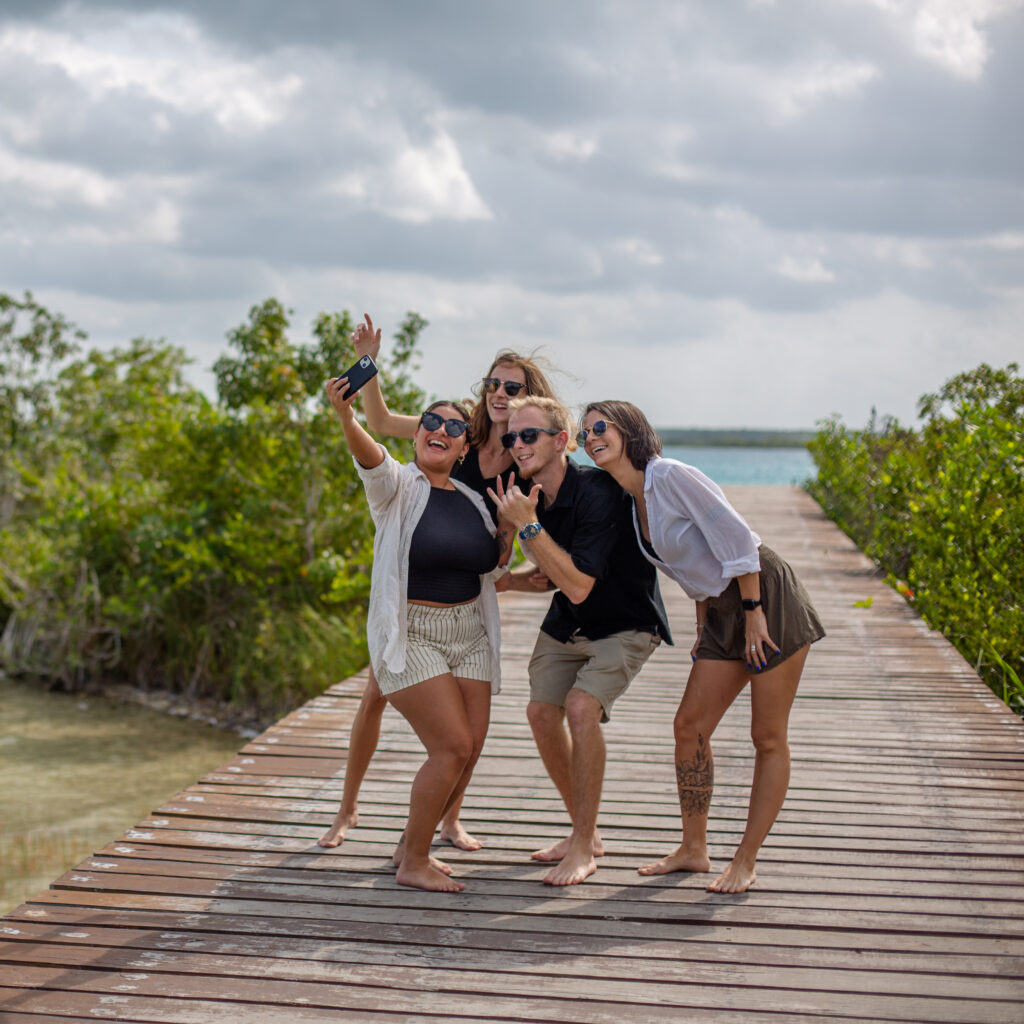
[352,314,419,439]
[326,375,385,470]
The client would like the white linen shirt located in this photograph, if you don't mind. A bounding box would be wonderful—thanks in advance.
[355,444,503,693]
[633,457,762,601]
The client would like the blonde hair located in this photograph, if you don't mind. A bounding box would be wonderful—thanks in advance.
[508,395,578,452]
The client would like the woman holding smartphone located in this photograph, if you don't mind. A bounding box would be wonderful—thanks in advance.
[577,400,824,893]
[319,315,559,851]
[325,379,512,891]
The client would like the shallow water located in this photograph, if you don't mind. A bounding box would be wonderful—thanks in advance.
[0,675,241,915]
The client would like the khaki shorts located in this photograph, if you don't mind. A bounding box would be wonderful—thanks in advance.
[376,600,492,696]
[528,629,661,722]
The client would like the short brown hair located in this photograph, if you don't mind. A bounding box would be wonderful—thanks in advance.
[583,400,661,470]
[468,350,558,447]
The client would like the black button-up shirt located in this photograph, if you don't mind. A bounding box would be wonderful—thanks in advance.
[534,460,673,645]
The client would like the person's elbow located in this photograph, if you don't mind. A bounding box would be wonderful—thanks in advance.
[564,575,596,605]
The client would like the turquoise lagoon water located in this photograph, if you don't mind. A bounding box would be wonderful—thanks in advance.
[575,445,815,485]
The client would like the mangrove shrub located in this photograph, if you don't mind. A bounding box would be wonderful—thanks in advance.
[808,362,1024,715]
[0,294,426,721]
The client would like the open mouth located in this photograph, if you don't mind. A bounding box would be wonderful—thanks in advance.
[590,442,609,456]
[427,439,449,451]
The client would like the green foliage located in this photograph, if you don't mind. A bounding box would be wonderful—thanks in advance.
[808,363,1024,716]
[0,295,429,722]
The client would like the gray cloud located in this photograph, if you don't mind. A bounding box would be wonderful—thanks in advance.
[1,0,1022,427]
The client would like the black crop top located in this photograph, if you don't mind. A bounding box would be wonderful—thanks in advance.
[407,487,501,603]
[452,446,524,523]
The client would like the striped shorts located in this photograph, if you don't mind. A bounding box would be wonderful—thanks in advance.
[375,599,492,696]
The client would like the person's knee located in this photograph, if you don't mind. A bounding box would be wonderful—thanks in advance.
[565,689,603,734]
[673,705,704,747]
[438,731,474,771]
[360,677,387,713]
[750,722,787,756]
[527,699,562,733]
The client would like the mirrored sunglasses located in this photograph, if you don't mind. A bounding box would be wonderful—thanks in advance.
[576,419,613,445]
[419,410,469,438]
[500,427,560,448]
[482,377,527,397]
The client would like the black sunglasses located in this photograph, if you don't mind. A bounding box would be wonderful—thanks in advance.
[576,419,613,445]
[419,410,469,438]
[500,427,560,448]
[482,377,527,397]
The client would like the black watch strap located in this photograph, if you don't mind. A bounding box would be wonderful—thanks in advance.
[741,598,763,612]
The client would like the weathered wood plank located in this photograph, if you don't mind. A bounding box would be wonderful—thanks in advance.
[3,486,1024,1024]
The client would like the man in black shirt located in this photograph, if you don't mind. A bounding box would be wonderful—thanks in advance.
[490,396,671,886]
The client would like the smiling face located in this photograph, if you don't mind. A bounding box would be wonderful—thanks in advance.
[485,363,528,427]
[414,403,469,473]
[506,406,564,479]
[582,409,625,470]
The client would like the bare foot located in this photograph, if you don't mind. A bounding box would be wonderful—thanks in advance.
[531,833,604,862]
[637,844,711,876]
[396,861,465,893]
[318,809,358,848]
[438,820,483,851]
[543,847,597,886]
[392,835,452,875]
[707,855,757,893]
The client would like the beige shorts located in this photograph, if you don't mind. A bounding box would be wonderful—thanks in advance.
[528,629,661,723]
[375,599,492,696]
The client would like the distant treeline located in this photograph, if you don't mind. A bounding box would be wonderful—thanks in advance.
[657,428,814,448]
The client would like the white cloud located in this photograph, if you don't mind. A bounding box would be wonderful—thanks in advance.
[773,255,837,283]
[768,59,880,121]
[0,143,116,207]
[867,0,1024,79]
[541,131,598,162]
[0,15,302,132]
[329,130,492,224]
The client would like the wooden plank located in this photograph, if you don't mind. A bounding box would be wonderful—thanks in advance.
[3,485,1024,1024]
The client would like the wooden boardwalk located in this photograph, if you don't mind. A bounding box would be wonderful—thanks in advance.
[2,486,1023,1023]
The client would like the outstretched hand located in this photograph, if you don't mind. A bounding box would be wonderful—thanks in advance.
[487,472,543,531]
[352,313,382,361]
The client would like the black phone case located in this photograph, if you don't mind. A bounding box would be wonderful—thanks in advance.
[339,355,379,396]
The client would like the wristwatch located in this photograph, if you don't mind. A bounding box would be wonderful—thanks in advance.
[741,598,763,612]
[518,522,543,540]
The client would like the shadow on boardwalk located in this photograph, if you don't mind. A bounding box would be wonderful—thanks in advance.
[2,486,1023,1023]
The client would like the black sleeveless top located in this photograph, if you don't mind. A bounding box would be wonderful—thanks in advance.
[407,487,501,603]
[451,446,525,523]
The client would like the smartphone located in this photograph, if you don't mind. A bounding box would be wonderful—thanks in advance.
[337,354,378,397]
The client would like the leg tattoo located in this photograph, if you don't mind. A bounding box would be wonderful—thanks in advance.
[676,733,713,816]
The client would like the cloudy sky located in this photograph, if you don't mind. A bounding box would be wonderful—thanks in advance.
[1,0,1022,428]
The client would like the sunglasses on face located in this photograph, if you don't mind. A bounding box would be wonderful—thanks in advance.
[576,419,613,445]
[500,427,561,448]
[419,410,469,438]
[482,377,527,397]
